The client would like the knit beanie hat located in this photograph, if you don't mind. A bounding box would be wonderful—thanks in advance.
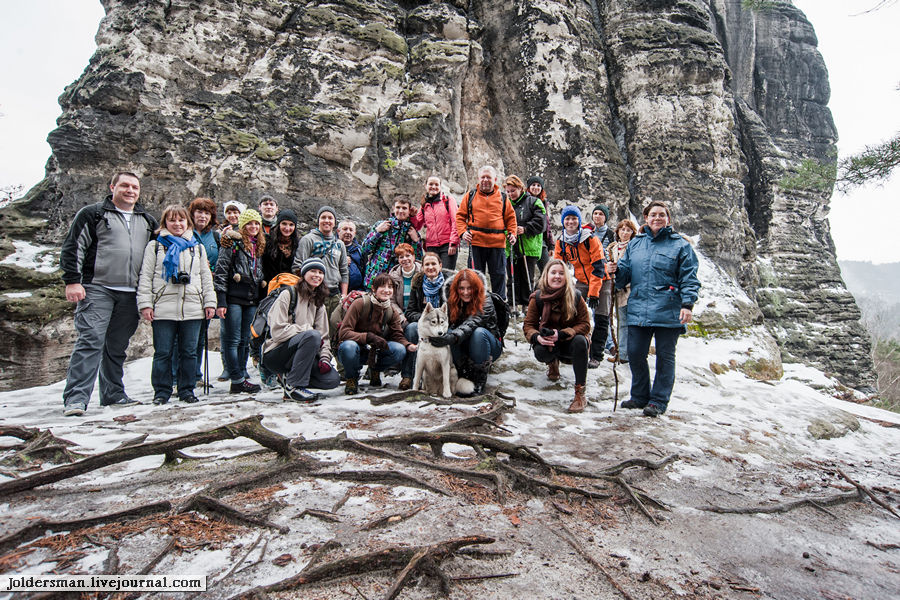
[275,209,298,228]
[593,204,610,220]
[299,257,327,277]
[223,200,246,214]
[238,209,262,229]
[317,205,337,221]
[560,205,583,229]
[526,175,545,190]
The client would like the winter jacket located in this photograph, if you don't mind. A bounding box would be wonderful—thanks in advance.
[293,229,348,292]
[346,241,366,291]
[404,269,454,324]
[410,193,460,250]
[522,289,591,346]
[442,270,501,342]
[455,185,517,249]
[389,261,422,312]
[214,231,264,307]
[60,196,159,289]
[361,218,422,288]
[137,228,216,320]
[511,193,547,258]
[262,233,297,285]
[262,288,333,361]
[614,226,700,330]
[194,228,220,271]
[338,294,412,350]
[554,230,606,298]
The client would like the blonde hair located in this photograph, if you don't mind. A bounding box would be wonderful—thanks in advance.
[537,259,577,322]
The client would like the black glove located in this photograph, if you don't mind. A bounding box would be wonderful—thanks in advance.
[540,327,555,338]
[430,332,457,347]
[588,297,600,310]
[557,329,572,343]
[365,332,389,351]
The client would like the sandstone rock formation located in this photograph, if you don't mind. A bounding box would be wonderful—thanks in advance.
[4,0,875,387]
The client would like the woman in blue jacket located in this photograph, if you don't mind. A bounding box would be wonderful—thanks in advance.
[609,201,700,417]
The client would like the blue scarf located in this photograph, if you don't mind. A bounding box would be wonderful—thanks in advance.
[423,272,444,307]
[157,234,198,282]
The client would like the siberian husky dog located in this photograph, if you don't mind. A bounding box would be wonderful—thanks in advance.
[412,303,474,398]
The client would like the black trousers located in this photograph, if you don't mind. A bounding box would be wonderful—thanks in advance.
[533,334,589,385]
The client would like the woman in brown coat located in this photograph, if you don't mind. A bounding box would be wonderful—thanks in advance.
[523,258,592,412]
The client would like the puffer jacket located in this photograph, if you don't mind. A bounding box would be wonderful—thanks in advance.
[614,226,700,330]
[442,270,501,342]
[338,293,413,350]
[137,228,216,321]
[554,230,606,298]
[262,288,333,361]
[511,193,546,258]
[404,268,454,324]
[410,192,460,250]
[455,185,517,248]
[214,230,264,307]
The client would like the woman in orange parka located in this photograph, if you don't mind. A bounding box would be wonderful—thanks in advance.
[553,205,608,369]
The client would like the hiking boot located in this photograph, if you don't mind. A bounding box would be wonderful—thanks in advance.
[63,402,86,417]
[567,384,587,413]
[263,374,280,390]
[230,380,261,394]
[587,358,601,369]
[344,378,359,395]
[547,359,560,382]
[152,396,169,405]
[399,377,412,391]
[284,385,320,403]
[101,396,138,407]
[620,399,645,409]
[179,393,200,404]
[643,403,664,418]
[470,359,491,395]
[369,371,382,387]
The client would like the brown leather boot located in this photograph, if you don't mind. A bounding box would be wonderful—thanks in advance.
[547,359,560,382]
[567,384,587,413]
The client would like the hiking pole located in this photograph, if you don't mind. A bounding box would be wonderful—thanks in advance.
[508,247,518,346]
[610,286,619,411]
[203,322,210,395]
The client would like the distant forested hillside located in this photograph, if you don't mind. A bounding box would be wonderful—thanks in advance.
[839,261,900,341]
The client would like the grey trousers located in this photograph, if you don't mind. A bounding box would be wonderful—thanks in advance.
[262,330,341,389]
[63,284,140,407]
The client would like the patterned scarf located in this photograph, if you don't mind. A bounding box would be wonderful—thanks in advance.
[423,272,444,307]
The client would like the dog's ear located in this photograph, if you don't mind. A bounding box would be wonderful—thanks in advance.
[424,302,433,313]
[439,303,447,315]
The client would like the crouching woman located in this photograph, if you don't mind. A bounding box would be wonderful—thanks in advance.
[430,269,502,395]
[523,259,592,412]
[261,257,340,403]
[338,273,416,395]
[137,204,217,405]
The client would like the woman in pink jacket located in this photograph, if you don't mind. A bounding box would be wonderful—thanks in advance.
[410,175,459,270]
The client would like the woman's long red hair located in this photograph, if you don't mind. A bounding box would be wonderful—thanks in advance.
[449,269,484,324]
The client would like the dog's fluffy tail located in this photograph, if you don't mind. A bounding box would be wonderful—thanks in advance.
[456,378,475,396]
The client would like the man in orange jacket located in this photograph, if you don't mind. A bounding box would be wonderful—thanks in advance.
[456,166,517,301]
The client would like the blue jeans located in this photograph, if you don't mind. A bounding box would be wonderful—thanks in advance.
[170,317,211,381]
[451,327,501,366]
[400,322,419,378]
[338,340,406,380]
[222,303,256,383]
[470,245,507,301]
[627,326,680,412]
[152,319,202,400]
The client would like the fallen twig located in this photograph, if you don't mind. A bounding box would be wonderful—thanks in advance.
[866,540,900,551]
[549,522,636,600]
[298,509,341,523]
[613,476,658,525]
[451,572,518,582]
[834,467,900,520]
[698,490,862,515]
[360,503,426,531]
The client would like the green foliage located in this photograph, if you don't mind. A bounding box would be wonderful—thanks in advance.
[382,148,399,171]
[741,0,782,10]
[871,339,900,413]
[779,158,837,192]
[839,133,900,191]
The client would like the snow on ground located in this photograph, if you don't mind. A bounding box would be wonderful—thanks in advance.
[0,240,58,274]
[0,332,898,599]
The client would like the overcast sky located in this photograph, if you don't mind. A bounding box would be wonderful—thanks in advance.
[0,0,897,263]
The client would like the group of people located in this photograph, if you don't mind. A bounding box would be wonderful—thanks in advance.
[59,168,699,420]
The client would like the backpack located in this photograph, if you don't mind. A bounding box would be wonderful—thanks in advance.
[267,272,300,294]
[329,291,394,355]
[249,283,299,354]
[490,291,510,347]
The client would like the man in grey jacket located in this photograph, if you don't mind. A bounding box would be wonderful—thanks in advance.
[59,171,159,416]
[293,205,348,316]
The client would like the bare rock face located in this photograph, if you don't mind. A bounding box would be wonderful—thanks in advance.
[6,0,874,387]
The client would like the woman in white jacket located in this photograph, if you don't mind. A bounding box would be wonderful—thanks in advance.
[138,205,216,404]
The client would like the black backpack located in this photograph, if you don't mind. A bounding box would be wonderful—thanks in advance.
[489,291,510,347]
[249,285,298,354]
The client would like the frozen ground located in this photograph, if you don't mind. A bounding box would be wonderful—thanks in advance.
[0,331,898,599]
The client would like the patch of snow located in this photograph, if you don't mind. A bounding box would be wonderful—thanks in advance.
[4,292,32,298]
[0,240,58,273]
